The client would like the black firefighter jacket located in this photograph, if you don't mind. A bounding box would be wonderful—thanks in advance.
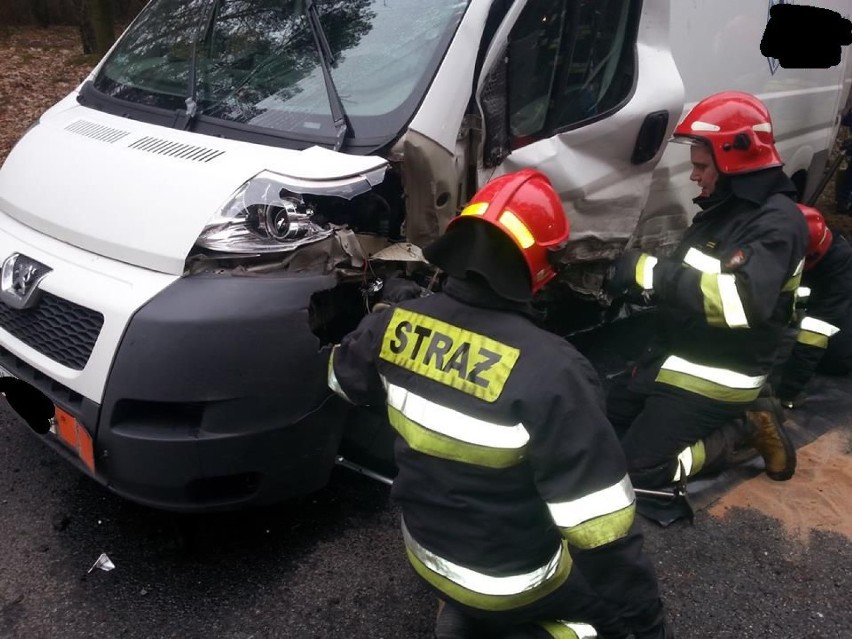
[777,231,852,400]
[633,169,808,405]
[328,276,661,628]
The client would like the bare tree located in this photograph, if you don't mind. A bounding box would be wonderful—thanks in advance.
[78,0,115,55]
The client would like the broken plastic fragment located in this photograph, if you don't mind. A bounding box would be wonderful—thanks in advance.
[370,243,426,263]
[88,552,115,573]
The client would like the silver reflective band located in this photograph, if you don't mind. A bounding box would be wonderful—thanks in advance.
[547,474,634,528]
[402,519,562,596]
[683,247,721,273]
[638,255,658,290]
[800,316,840,337]
[384,381,530,449]
[691,121,721,132]
[556,622,597,639]
[717,273,749,328]
[327,347,353,403]
[796,286,811,300]
[672,447,695,482]
[661,355,766,389]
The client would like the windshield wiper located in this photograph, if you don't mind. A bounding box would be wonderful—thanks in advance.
[304,0,351,151]
[176,0,220,130]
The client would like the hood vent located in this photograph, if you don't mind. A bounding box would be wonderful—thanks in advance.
[65,120,130,143]
[128,136,225,163]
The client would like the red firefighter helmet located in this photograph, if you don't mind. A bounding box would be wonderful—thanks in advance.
[424,169,570,300]
[672,91,783,174]
[798,204,833,270]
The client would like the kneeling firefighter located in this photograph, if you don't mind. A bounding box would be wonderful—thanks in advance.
[605,91,807,488]
[774,205,852,408]
[328,170,673,639]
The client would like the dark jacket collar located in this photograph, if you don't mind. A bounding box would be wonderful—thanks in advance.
[443,275,538,318]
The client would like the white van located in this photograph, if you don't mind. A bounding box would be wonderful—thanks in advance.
[0,0,849,511]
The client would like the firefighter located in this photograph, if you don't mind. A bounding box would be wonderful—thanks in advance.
[328,169,672,639]
[774,205,852,408]
[605,91,808,489]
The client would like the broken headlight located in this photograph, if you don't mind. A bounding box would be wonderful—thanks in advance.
[196,171,334,253]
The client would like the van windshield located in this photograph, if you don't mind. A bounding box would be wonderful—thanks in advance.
[90,0,470,148]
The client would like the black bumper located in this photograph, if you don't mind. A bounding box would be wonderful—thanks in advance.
[4,272,351,512]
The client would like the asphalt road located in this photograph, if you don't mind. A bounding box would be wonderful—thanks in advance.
[1,398,850,639]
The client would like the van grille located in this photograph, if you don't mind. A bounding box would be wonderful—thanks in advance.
[0,293,103,370]
[128,136,225,162]
[65,120,130,143]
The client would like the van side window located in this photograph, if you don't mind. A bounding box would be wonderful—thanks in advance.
[506,0,637,150]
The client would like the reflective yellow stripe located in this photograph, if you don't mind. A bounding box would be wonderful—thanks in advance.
[656,355,766,402]
[537,621,598,639]
[673,440,706,481]
[635,254,658,289]
[682,248,749,328]
[782,271,802,293]
[796,331,829,348]
[385,382,529,448]
[498,209,535,249]
[700,272,749,328]
[327,346,353,403]
[403,521,572,610]
[387,405,526,468]
[460,202,489,217]
[383,382,528,468]
[561,504,636,550]
[547,475,634,528]
[796,317,840,349]
[380,308,520,402]
[547,475,636,549]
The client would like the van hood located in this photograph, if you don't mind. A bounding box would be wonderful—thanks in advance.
[0,100,389,274]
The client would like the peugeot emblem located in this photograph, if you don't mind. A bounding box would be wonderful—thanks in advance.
[0,253,52,310]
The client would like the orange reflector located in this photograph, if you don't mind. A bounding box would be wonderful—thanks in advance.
[54,407,78,448]
[53,406,95,474]
[76,424,95,474]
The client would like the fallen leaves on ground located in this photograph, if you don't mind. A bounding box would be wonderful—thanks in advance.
[0,26,94,167]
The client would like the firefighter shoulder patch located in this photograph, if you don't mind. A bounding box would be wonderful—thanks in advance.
[379,308,520,402]
[723,248,749,271]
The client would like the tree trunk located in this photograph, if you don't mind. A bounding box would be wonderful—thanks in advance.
[78,0,115,56]
[31,0,51,27]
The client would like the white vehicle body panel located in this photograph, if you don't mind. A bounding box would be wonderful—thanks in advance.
[0,96,388,275]
[638,0,852,252]
[476,0,684,256]
[0,211,176,402]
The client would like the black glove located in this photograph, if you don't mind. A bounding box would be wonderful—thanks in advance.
[605,250,648,298]
[380,276,423,304]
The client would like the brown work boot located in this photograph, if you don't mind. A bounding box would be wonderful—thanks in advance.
[744,397,796,481]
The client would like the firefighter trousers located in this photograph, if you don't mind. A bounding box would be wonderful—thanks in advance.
[431,566,635,638]
[606,376,747,489]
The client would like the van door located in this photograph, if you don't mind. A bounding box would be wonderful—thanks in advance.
[475,0,684,290]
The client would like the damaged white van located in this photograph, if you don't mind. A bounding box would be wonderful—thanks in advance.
[0,0,849,511]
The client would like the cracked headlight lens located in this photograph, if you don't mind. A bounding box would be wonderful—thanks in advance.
[196,171,333,253]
